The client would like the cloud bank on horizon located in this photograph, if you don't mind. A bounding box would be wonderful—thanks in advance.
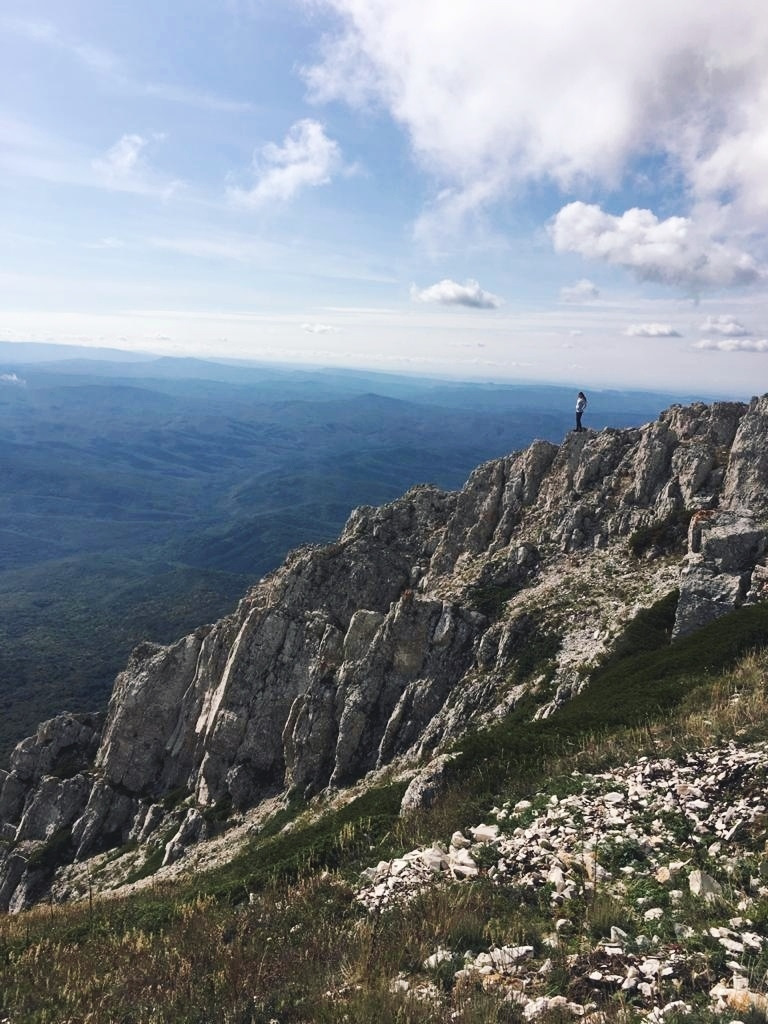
[1,0,768,393]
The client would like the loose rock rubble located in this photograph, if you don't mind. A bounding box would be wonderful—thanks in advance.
[358,740,768,1020]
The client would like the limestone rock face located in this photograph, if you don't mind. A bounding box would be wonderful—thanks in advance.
[722,396,768,514]
[674,510,767,638]
[2,396,768,910]
[0,712,102,831]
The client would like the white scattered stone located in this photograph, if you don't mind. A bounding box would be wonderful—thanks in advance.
[390,975,410,993]
[490,945,534,969]
[424,947,453,970]
[450,830,471,849]
[720,938,745,954]
[640,958,662,976]
[471,823,500,843]
[420,846,448,872]
[448,847,479,878]
[548,864,566,892]
[689,869,722,899]
[659,1000,692,1019]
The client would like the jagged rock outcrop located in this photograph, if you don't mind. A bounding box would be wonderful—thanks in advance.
[673,509,766,639]
[1,396,767,910]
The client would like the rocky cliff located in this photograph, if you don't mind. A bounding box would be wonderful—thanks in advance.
[2,396,767,911]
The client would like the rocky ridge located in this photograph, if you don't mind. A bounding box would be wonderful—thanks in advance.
[1,396,767,911]
[355,738,768,1021]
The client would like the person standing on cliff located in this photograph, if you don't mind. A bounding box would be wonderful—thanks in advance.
[575,391,587,432]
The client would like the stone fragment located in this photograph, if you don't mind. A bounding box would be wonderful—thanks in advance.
[689,869,723,899]
[448,847,478,878]
[424,947,453,970]
[400,755,457,813]
[471,823,500,843]
[450,830,471,849]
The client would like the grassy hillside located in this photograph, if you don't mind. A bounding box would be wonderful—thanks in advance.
[2,599,768,1022]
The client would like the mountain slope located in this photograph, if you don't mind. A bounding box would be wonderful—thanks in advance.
[1,396,767,914]
[2,357,679,761]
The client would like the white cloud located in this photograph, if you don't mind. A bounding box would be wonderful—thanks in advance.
[229,120,344,208]
[698,315,750,336]
[302,323,340,333]
[0,117,180,197]
[625,323,682,338]
[95,134,146,177]
[0,372,25,385]
[694,338,768,352]
[92,134,179,197]
[551,202,765,289]
[410,278,502,309]
[306,1,768,280]
[560,279,599,303]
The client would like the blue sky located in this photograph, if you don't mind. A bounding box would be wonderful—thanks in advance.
[2,0,768,395]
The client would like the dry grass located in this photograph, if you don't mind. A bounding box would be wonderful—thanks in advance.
[563,647,768,775]
[2,649,768,1022]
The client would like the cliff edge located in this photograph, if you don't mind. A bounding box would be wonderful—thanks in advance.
[2,397,767,911]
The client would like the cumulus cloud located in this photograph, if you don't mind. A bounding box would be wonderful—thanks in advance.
[410,278,502,309]
[560,279,599,303]
[551,202,765,289]
[0,372,24,385]
[625,323,682,338]
[229,119,344,207]
[305,1,768,282]
[694,338,768,352]
[698,315,750,336]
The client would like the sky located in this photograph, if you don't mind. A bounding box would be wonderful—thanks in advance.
[2,0,768,396]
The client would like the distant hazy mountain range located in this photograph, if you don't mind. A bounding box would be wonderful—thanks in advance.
[0,341,693,759]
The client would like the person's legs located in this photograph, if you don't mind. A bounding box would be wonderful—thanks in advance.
[576,410,582,431]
